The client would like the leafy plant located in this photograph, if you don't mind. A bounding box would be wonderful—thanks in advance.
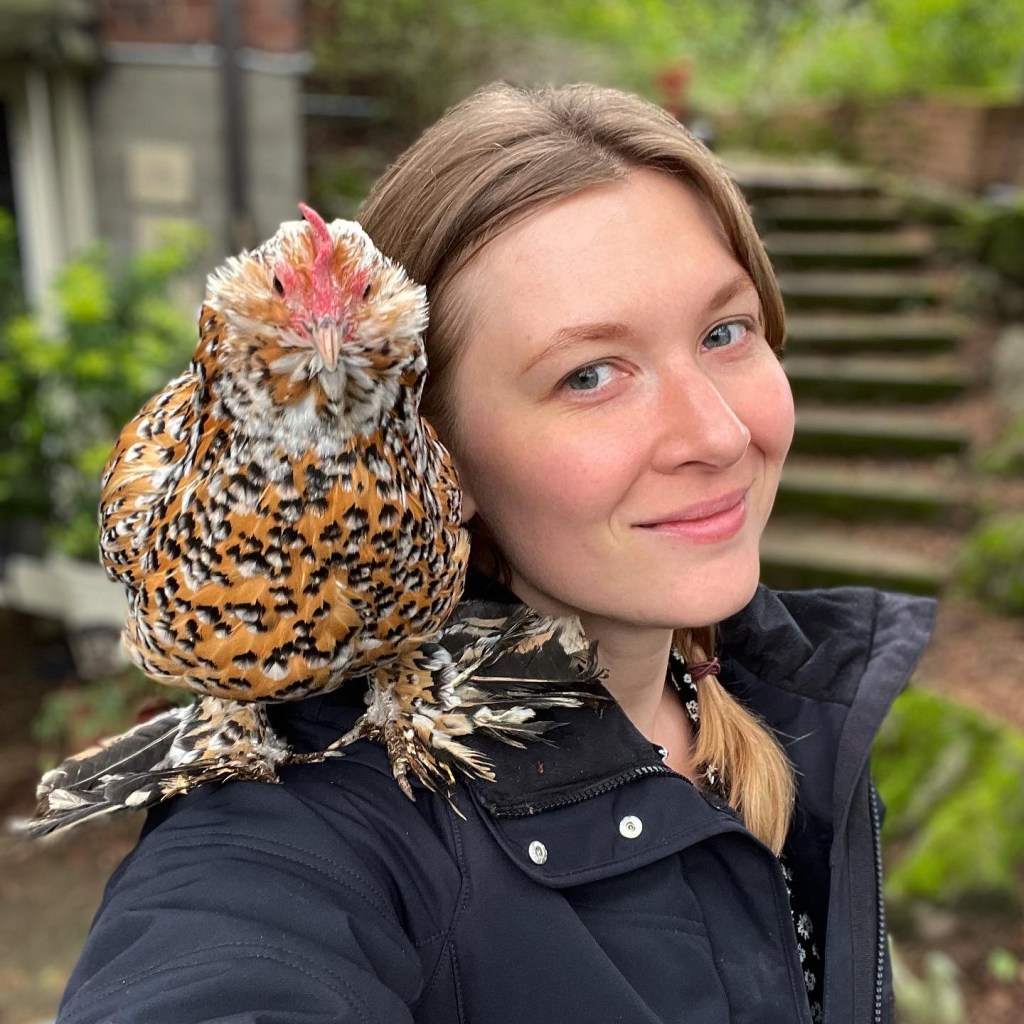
[986,947,1020,983]
[978,415,1024,477]
[873,686,1024,909]
[307,0,1024,135]
[779,0,1024,102]
[0,223,205,559]
[32,666,194,768]
[957,514,1024,615]
[957,198,1024,287]
[308,0,527,144]
[0,208,23,319]
[311,149,390,220]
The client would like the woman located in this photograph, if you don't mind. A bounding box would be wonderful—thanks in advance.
[57,83,935,1024]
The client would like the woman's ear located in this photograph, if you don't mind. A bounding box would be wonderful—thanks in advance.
[458,481,478,525]
[447,449,478,524]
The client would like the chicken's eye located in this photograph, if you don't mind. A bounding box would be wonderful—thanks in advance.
[362,282,372,300]
[272,276,285,297]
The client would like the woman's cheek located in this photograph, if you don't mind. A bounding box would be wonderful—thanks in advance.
[766,367,796,459]
[736,359,795,464]
[477,429,612,546]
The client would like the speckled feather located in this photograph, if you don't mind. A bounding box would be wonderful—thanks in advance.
[18,602,607,837]
[17,208,606,839]
[98,217,464,701]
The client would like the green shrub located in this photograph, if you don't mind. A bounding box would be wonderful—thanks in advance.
[311,150,388,220]
[978,416,1024,476]
[0,224,204,559]
[957,199,1024,286]
[306,0,1024,129]
[957,514,1024,615]
[32,666,194,768]
[978,205,1024,286]
[874,686,1024,910]
[0,208,23,320]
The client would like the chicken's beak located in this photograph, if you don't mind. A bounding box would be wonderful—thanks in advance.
[311,318,341,372]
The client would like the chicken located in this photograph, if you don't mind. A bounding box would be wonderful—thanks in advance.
[101,205,460,701]
[18,206,604,838]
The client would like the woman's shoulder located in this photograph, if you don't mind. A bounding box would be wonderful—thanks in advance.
[110,691,464,942]
[721,583,936,706]
[138,716,463,908]
[59,735,462,1022]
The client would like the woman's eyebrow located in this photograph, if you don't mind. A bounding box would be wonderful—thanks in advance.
[523,273,758,376]
[522,321,632,375]
[704,272,759,314]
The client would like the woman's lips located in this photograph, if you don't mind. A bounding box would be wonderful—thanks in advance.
[635,489,749,544]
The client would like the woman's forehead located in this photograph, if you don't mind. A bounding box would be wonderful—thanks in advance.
[454,171,748,336]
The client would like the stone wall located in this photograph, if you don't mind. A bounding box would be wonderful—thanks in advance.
[855,98,1024,192]
[89,61,305,269]
[720,97,1024,194]
[87,0,308,300]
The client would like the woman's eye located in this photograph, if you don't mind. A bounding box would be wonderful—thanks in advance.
[703,320,749,350]
[562,363,615,392]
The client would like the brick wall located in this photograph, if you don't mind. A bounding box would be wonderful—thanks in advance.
[96,0,304,53]
[855,98,1024,191]
[984,106,1024,187]
[722,97,1024,193]
[242,0,304,53]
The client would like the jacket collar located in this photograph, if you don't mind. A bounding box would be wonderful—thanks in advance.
[461,569,937,825]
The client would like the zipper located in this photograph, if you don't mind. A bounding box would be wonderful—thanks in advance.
[491,762,681,819]
[868,779,887,1024]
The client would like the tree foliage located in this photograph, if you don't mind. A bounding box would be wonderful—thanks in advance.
[0,222,204,559]
[308,0,1024,126]
[958,514,1024,616]
[874,686,1024,909]
[778,0,1024,102]
[307,0,519,140]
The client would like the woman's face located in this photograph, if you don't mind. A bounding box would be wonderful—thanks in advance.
[447,169,794,630]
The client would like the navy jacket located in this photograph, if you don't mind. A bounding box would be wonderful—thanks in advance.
[57,581,935,1024]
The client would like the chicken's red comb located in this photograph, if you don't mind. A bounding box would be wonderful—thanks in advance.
[298,202,336,314]
[299,202,331,250]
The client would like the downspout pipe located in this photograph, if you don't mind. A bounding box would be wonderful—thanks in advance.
[217,0,255,253]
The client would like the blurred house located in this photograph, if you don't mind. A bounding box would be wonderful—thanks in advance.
[0,0,309,323]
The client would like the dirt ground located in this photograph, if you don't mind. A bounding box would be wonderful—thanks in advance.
[0,601,1022,1023]
[0,817,141,1024]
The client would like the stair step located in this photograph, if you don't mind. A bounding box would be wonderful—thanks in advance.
[729,161,880,200]
[775,461,965,524]
[791,408,971,458]
[778,271,944,311]
[785,313,962,354]
[753,195,905,231]
[784,355,970,403]
[760,524,947,594]
[765,231,931,270]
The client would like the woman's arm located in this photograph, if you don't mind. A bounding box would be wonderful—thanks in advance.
[57,761,460,1023]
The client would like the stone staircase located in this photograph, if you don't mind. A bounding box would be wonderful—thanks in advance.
[728,160,977,595]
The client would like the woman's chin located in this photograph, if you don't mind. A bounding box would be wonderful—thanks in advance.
[626,554,763,630]
[507,540,765,632]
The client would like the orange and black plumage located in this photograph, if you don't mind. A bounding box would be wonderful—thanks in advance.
[19,206,604,839]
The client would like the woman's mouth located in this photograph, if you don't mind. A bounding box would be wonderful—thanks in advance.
[635,487,749,544]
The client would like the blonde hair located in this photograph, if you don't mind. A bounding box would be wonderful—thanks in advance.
[359,82,795,853]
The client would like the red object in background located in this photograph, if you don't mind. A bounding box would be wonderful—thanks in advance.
[95,0,304,54]
[656,61,693,123]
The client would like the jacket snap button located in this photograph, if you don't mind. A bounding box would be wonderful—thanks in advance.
[528,840,548,865]
[619,815,643,839]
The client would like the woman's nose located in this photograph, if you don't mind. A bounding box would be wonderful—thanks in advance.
[650,366,752,472]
